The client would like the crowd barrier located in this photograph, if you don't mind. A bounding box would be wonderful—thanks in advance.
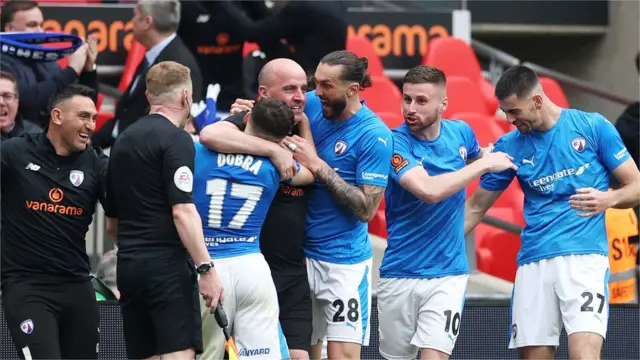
[1,298,637,360]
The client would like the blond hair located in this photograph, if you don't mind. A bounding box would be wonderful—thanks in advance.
[145,61,191,102]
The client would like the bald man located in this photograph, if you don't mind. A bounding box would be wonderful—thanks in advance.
[199,58,314,360]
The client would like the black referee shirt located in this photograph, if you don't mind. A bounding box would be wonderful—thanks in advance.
[225,112,308,275]
[1,132,112,284]
[107,114,195,261]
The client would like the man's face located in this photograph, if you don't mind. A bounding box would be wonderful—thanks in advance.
[313,63,350,120]
[52,96,97,152]
[260,69,307,124]
[131,5,151,42]
[402,82,446,133]
[0,79,19,132]
[4,7,44,32]
[500,94,542,134]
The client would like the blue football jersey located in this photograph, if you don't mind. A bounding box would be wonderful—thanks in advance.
[193,143,281,259]
[480,109,631,266]
[303,91,393,264]
[381,121,480,279]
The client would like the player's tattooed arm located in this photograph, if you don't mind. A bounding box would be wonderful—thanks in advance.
[314,165,384,222]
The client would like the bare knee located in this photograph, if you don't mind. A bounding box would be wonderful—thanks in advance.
[420,348,449,360]
[290,348,311,360]
[519,346,556,360]
[327,341,361,360]
[310,343,323,360]
[159,348,196,360]
[568,332,603,360]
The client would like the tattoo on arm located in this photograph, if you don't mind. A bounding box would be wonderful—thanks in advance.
[315,166,385,222]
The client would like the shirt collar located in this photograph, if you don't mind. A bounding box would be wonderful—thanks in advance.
[145,33,177,66]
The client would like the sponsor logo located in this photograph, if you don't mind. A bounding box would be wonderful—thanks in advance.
[347,23,449,57]
[527,163,590,192]
[522,156,535,167]
[458,146,468,161]
[614,148,628,160]
[279,184,305,197]
[391,154,409,174]
[25,163,40,171]
[173,166,194,192]
[69,170,84,187]
[334,140,348,156]
[571,137,586,152]
[238,348,271,357]
[361,172,388,181]
[25,188,84,216]
[377,137,388,147]
[20,319,34,335]
[204,236,257,248]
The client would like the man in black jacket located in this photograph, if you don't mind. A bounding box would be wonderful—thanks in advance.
[615,52,640,171]
[0,0,99,127]
[0,71,41,141]
[91,0,203,149]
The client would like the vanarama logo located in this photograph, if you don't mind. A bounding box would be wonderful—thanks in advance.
[25,188,84,216]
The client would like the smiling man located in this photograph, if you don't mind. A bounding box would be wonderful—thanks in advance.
[1,84,113,360]
[465,65,640,360]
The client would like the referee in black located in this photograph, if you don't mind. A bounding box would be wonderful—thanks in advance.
[106,61,223,360]
[1,84,112,359]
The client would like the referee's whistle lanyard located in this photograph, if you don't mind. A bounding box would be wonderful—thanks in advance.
[0,32,83,62]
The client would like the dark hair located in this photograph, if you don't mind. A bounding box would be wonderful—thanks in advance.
[494,65,540,100]
[251,98,295,139]
[319,50,372,90]
[1,0,39,30]
[635,52,639,73]
[47,84,96,113]
[403,65,446,86]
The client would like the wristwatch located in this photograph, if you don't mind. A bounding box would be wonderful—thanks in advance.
[196,261,215,274]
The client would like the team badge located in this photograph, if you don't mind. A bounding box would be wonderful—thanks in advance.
[458,146,468,161]
[69,170,84,187]
[571,137,586,153]
[391,154,409,174]
[334,140,348,156]
[20,319,34,335]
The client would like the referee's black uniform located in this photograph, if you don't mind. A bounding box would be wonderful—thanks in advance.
[1,132,112,359]
[107,113,202,359]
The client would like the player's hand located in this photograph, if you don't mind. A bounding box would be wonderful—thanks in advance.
[198,269,224,309]
[569,187,614,217]
[481,151,518,172]
[84,34,98,72]
[229,99,254,115]
[283,135,322,174]
[269,144,297,181]
[481,143,494,157]
[68,42,88,75]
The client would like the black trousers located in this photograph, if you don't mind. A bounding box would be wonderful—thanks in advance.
[1,279,99,360]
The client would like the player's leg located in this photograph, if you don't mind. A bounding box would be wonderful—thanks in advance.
[59,281,100,359]
[232,253,290,359]
[200,258,235,360]
[307,258,328,360]
[556,254,610,360]
[1,281,63,359]
[413,275,468,360]
[509,259,562,360]
[316,258,373,360]
[273,273,312,360]
[150,260,202,360]
[377,278,421,360]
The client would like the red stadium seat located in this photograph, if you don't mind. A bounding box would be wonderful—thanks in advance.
[360,76,402,115]
[377,112,404,129]
[539,77,570,108]
[118,40,146,93]
[494,116,516,134]
[422,37,499,116]
[451,112,504,147]
[444,76,493,118]
[368,198,388,238]
[474,206,523,282]
[242,42,261,57]
[346,36,385,76]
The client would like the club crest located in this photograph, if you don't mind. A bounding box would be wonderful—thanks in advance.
[458,146,468,161]
[571,137,586,153]
[20,319,34,335]
[69,170,84,187]
[334,140,348,156]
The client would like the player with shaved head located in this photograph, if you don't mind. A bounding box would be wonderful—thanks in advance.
[199,58,314,359]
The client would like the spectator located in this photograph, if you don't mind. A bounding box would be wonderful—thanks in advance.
[0,0,99,127]
[91,0,203,149]
[615,52,640,170]
[0,71,42,141]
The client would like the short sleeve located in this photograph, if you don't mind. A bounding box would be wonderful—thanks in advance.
[162,131,196,205]
[283,162,301,185]
[223,111,248,131]
[479,135,516,191]
[304,91,323,124]
[390,132,420,182]
[594,115,631,171]
[462,122,481,160]
[356,126,393,187]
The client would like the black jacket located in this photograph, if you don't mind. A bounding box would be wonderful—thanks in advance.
[0,56,98,127]
[1,115,43,142]
[91,35,203,149]
[615,101,639,169]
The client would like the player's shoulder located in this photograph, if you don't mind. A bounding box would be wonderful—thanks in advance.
[442,118,474,137]
[358,107,393,135]
[564,108,609,129]
[1,132,31,150]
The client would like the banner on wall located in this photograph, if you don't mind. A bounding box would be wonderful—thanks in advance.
[39,4,462,73]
